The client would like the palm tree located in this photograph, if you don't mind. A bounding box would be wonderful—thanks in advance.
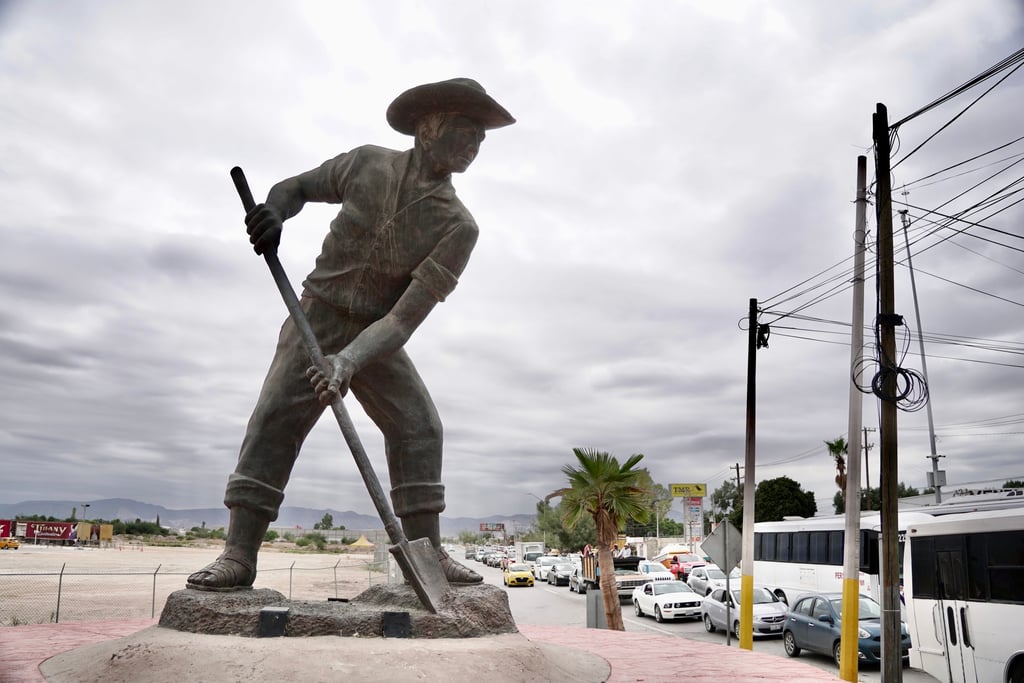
[825,436,849,495]
[552,447,649,630]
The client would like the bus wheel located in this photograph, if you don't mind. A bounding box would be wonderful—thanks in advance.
[1008,659,1024,683]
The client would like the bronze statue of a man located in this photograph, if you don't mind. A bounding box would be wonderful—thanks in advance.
[188,78,514,591]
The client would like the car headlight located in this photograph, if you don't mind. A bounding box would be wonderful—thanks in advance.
[858,628,870,638]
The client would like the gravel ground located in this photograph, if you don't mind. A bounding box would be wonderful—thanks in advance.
[0,541,386,625]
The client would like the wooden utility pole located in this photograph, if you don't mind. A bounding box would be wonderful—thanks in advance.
[739,298,758,650]
[873,103,903,683]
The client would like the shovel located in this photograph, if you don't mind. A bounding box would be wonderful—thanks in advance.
[230,166,449,614]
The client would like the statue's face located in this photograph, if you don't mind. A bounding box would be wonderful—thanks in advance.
[424,115,486,176]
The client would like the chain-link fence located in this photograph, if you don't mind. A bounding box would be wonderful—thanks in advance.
[0,555,391,626]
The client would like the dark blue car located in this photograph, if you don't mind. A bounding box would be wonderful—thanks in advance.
[783,592,910,667]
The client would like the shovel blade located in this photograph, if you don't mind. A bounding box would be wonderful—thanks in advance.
[390,537,449,614]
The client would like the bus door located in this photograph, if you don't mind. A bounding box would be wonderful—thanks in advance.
[934,545,977,683]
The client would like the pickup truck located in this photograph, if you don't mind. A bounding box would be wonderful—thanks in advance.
[579,555,649,599]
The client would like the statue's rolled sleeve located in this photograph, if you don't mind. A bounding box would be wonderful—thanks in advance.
[412,221,478,302]
[412,258,459,302]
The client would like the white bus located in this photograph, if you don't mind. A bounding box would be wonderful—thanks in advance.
[752,491,1024,607]
[752,511,896,605]
[903,507,1024,683]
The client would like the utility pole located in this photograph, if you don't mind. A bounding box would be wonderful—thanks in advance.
[897,205,945,503]
[863,427,875,510]
[873,102,903,683]
[740,298,763,651]
[839,156,868,682]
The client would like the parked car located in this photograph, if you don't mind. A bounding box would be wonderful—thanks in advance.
[546,562,575,586]
[702,586,788,637]
[783,592,911,667]
[532,555,562,581]
[0,538,20,550]
[568,565,588,594]
[632,580,704,623]
[502,563,535,588]
[687,564,741,596]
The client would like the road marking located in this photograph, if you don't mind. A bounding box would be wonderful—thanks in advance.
[624,615,677,636]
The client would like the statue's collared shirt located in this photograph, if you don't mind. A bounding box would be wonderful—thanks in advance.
[301,144,478,321]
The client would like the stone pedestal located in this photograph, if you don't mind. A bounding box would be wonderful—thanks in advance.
[159,583,517,638]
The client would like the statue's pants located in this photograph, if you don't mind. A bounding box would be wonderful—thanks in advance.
[224,295,444,523]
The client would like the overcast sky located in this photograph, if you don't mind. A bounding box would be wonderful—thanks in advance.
[3,1,1023,523]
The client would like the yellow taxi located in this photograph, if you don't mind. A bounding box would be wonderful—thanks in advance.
[502,562,535,587]
[0,538,20,550]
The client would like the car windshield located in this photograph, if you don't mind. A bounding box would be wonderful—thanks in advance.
[731,587,778,604]
[507,564,530,572]
[707,567,726,580]
[654,582,695,595]
[539,557,559,566]
[553,563,574,571]
[678,554,701,563]
[829,596,883,620]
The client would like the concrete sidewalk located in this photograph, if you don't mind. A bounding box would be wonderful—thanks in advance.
[1,619,841,682]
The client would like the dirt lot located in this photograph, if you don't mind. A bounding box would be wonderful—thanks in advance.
[0,541,386,625]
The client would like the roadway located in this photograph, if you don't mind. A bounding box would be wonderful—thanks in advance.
[471,557,940,682]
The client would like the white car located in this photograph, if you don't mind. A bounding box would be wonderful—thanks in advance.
[632,581,704,623]
[687,564,741,595]
[532,555,562,581]
[635,560,677,583]
[701,586,788,637]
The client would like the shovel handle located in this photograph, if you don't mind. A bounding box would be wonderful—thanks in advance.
[229,166,407,547]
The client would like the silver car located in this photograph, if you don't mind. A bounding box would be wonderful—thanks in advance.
[701,586,788,637]
[687,564,741,596]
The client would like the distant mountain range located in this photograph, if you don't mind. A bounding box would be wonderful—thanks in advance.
[0,498,535,539]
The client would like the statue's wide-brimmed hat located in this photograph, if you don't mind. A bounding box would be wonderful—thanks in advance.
[387,77,515,136]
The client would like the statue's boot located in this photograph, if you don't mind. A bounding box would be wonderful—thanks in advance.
[186,507,268,591]
[403,512,482,585]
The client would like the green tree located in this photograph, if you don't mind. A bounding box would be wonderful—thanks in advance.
[631,470,673,538]
[1005,480,1024,488]
[755,476,816,522]
[303,531,327,550]
[825,436,848,492]
[313,512,334,530]
[554,448,649,631]
[534,498,597,552]
[835,481,921,513]
[264,529,279,542]
[709,479,743,529]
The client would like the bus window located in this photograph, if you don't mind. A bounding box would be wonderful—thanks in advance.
[809,531,828,564]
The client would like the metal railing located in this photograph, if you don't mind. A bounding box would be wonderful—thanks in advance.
[0,557,390,626]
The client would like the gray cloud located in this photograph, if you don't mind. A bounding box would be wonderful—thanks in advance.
[2,0,1023,523]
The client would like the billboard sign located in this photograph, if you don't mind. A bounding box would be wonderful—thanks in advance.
[670,483,707,498]
[24,521,74,540]
[479,522,505,532]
